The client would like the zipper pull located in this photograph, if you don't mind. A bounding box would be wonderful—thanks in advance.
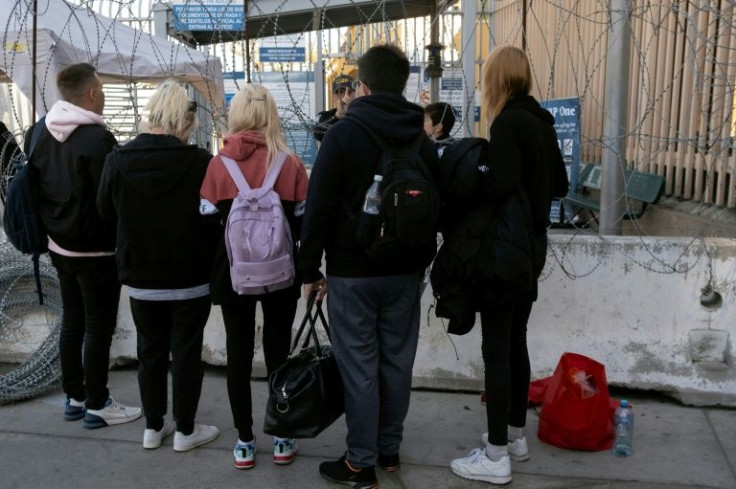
[393,192,398,206]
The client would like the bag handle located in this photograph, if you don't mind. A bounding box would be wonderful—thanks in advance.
[289,290,330,356]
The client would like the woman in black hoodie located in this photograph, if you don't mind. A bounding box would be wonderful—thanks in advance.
[97,80,220,453]
[445,47,569,485]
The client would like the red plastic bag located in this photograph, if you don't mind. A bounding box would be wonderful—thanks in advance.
[537,352,614,451]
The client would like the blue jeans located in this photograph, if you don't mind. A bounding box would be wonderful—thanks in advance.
[327,273,422,468]
[50,252,121,410]
[131,296,211,429]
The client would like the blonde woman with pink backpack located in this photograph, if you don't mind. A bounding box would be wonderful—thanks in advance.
[199,84,308,470]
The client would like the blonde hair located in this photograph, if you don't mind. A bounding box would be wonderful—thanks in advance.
[481,46,532,126]
[228,84,289,163]
[145,79,198,142]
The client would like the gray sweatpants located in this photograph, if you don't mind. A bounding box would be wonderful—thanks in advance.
[327,273,422,468]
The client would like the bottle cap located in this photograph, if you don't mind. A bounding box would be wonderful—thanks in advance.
[374,174,383,182]
[620,399,629,407]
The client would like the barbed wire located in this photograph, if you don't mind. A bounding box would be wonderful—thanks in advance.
[0,239,63,404]
[1,0,734,285]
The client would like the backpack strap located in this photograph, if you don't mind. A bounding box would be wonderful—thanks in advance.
[27,118,45,159]
[220,155,251,193]
[220,151,288,194]
[262,151,288,190]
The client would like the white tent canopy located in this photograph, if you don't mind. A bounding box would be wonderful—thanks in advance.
[0,0,225,115]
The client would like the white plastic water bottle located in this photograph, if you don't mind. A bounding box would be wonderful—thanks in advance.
[612,399,634,456]
[362,175,383,215]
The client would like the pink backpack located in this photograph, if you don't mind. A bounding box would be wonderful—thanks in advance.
[220,153,294,295]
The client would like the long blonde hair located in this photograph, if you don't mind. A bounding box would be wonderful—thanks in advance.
[145,79,198,142]
[481,46,532,126]
[228,84,289,163]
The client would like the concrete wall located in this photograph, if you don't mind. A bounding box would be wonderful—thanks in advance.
[102,234,736,407]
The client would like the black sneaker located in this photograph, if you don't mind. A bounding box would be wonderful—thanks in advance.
[319,456,379,488]
[378,453,400,472]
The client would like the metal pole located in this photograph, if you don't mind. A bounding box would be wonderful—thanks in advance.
[32,0,37,117]
[313,10,325,114]
[599,0,632,235]
[461,0,476,137]
[244,0,251,83]
[428,2,441,104]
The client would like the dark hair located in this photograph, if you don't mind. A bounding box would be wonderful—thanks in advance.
[424,102,456,139]
[358,44,409,94]
[56,63,98,103]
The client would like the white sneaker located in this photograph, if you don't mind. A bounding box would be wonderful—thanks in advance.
[173,424,220,452]
[83,397,142,429]
[482,432,530,462]
[451,448,512,485]
[273,437,298,465]
[234,438,257,469]
[143,421,175,449]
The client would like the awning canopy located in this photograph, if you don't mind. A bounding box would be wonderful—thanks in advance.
[0,0,225,115]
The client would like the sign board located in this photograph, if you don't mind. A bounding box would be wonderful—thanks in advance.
[259,34,307,63]
[222,70,318,166]
[259,47,306,63]
[540,97,581,224]
[172,0,244,31]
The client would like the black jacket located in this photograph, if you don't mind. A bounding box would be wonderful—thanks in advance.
[29,121,118,252]
[97,134,217,289]
[298,93,442,283]
[431,96,568,334]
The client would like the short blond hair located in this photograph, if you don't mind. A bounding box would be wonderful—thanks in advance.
[145,79,198,141]
[481,46,532,126]
[228,84,288,163]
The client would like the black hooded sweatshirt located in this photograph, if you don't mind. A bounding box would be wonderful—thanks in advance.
[298,93,442,283]
[97,134,217,289]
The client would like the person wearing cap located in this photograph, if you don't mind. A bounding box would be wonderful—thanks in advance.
[312,74,356,143]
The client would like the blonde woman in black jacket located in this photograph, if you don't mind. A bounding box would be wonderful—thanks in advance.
[98,80,219,453]
[447,46,568,485]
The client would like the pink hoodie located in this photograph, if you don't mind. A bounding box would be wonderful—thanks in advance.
[45,100,106,143]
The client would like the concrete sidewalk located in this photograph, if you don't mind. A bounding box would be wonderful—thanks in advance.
[0,367,734,489]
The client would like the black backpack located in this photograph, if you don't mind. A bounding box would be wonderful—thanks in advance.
[3,120,47,304]
[351,120,440,269]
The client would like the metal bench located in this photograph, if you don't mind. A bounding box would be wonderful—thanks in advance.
[563,163,665,222]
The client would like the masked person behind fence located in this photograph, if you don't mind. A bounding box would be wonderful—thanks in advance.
[199,84,308,470]
[312,74,356,143]
[97,80,220,452]
[26,62,142,428]
[435,46,568,485]
[299,44,443,489]
[423,102,456,157]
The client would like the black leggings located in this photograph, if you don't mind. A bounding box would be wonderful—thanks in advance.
[479,295,533,446]
[221,286,298,442]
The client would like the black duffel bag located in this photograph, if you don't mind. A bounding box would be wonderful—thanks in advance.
[263,291,344,438]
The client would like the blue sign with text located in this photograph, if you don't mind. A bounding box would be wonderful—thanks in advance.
[260,47,306,63]
[173,4,244,31]
[540,97,581,224]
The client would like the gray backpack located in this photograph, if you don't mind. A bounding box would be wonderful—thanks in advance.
[220,153,294,295]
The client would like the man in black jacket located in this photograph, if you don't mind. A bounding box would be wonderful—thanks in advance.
[299,45,441,489]
[29,63,141,428]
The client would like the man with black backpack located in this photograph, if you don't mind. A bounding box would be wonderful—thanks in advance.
[299,44,443,489]
[27,63,141,429]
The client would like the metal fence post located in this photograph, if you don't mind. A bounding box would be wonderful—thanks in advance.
[599,0,632,235]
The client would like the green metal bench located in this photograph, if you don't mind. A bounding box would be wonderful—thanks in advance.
[563,163,665,221]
